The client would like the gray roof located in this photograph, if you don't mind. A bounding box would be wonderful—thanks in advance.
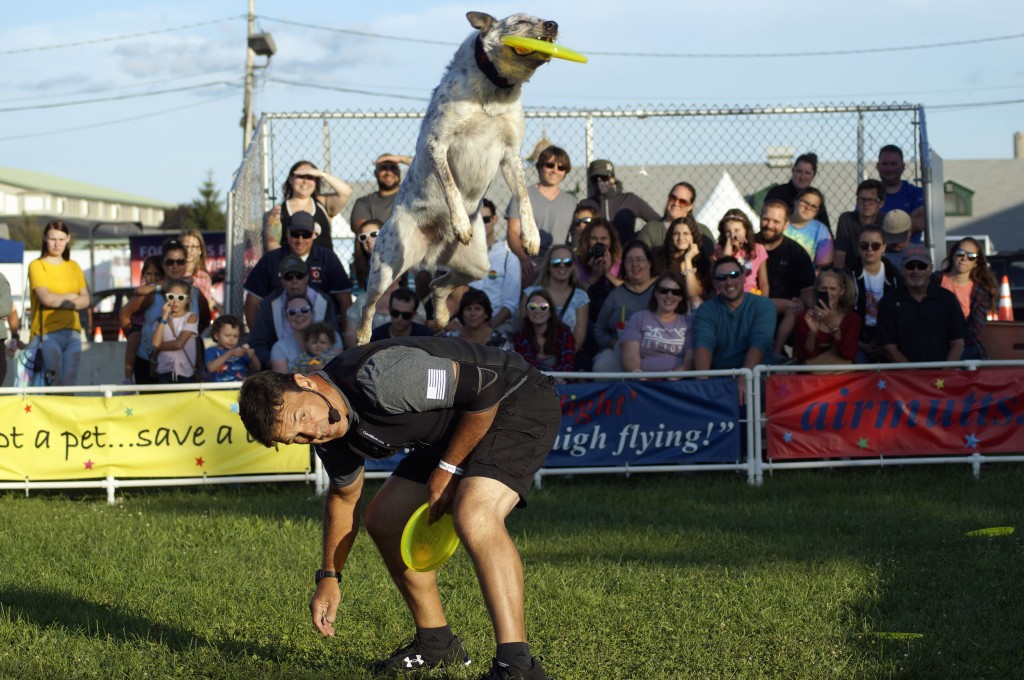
[942,159,1024,253]
[0,166,175,209]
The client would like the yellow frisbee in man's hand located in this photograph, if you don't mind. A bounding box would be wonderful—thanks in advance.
[501,36,588,64]
[401,503,461,572]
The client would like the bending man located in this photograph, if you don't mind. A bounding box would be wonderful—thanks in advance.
[238,336,559,680]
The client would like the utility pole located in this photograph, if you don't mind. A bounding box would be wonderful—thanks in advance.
[242,0,256,153]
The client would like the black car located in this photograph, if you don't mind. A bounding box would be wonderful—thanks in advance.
[986,251,1024,320]
[81,287,136,342]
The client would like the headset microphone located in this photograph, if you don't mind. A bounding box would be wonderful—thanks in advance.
[301,387,341,424]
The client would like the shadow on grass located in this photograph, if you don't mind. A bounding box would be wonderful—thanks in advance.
[0,585,293,663]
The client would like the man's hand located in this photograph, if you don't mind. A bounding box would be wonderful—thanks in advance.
[309,579,341,637]
[427,467,460,524]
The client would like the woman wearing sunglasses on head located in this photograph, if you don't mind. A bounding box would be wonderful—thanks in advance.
[520,244,590,352]
[621,271,695,376]
[513,289,576,379]
[934,237,997,360]
[263,160,353,252]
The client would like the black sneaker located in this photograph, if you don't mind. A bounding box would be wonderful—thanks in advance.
[479,656,549,680]
[370,634,471,675]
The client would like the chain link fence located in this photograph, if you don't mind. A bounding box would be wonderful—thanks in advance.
[226,103,928,317]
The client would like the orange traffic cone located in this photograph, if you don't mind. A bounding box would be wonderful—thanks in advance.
[997,275,1014,321]
[92,325,103,343]
[118,326,127,342]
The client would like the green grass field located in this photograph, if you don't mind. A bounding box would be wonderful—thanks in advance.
[1,466,1022,679]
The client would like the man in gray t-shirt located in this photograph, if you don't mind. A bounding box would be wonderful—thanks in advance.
[350,153,412,230]
[505,145,577,285]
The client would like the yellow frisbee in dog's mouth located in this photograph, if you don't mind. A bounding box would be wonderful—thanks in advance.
[501,36,588,63]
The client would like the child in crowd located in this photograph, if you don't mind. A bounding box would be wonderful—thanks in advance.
[150,278,199,383]
[205,315,260,382]
[123,255,163,384]
[714,209,769,295]
[293,322,339,374]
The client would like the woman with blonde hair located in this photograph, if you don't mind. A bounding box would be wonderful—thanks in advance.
[794,268,861,365]
[521,244,589,351]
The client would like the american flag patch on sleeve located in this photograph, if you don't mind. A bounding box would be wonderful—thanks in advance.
[426,368,446,400]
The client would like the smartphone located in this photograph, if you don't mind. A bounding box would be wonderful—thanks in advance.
[816,290,830,308]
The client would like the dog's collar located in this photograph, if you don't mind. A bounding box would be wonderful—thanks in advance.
[475,36,513,90]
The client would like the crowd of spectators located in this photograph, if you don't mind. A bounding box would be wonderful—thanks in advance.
[9,143,979,390]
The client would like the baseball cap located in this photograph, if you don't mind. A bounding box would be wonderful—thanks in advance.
[279,254,308,276]
[288,211,315,232]
[588,159,615,178]
[882,209,911,242]
[901,244,932,266]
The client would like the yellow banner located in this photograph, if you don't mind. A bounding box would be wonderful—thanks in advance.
[0,391,310,480]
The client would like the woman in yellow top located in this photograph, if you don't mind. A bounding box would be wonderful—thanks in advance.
[28,220,91,386]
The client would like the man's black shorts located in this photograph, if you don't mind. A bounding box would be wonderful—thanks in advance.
[393,373,560,506]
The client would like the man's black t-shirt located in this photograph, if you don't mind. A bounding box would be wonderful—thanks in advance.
[762,235,816,301]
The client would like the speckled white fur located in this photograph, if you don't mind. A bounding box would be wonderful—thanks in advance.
[356,11,557,345]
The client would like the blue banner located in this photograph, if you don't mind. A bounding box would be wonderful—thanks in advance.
[365,377,741,472]
[549,378,741,466]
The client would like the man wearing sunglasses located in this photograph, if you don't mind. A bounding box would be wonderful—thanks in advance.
[580,159,660,247]
[468,199,520,333]
[850,226,902,364]
[876,244,965,363]
[350,153,413,231]
[693,256,776,406]
[248,255,339,368]
[505,145,577,284]
[368,287,433,342]
[244,211,353,338]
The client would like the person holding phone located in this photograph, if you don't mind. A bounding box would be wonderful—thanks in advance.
[794,268,862,365]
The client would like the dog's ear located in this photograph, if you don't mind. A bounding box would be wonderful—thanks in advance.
[466,11,495,33]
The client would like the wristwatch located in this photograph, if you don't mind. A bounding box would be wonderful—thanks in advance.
[315,569,341,584]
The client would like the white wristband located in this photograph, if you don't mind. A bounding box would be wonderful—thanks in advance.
[437,460,465,476]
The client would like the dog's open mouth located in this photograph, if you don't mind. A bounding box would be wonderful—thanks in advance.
[509,35,555,56]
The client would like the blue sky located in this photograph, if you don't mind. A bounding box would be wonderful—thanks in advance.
[1,1,1022,206]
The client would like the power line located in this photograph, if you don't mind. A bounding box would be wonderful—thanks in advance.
[0,16,245,56]
[0,82,238,113]
[258,16,1024,58]
[0,92,237,142]
[928,97,1024,111]
[0,69,239,105]
[267,77,430,102]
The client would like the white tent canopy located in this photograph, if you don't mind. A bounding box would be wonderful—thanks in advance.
[695,171,759,230]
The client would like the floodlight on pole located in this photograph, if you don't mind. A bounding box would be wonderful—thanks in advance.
[242,1,274,153]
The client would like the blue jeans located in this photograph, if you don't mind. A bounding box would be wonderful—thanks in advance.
[38,328,82,386]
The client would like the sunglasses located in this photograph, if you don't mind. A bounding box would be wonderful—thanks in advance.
[376,163,400,173]
[548,258,572,268]
[526,302,550,312]
[289,230,314,240]
[859,242,883,252]
[903,261,929,271]
[667,194,692,206]
[292,173,318,181]
[164,293,188,302]
[573,217,592,227]
[389,310,414,320]
[714,270,743,281]
[592,175,611,183]
[656,286,683,296]
[482,215,494,224]
[357,230,380,242]
[543,162,568,172]
[955,249,979,261]
[281,272,307,281]
[163,258,186,266]
[286,305,312,316]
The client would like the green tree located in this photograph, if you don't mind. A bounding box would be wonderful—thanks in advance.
[163,171,226,231]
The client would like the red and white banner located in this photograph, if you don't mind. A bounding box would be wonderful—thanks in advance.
[766,368,1024,459]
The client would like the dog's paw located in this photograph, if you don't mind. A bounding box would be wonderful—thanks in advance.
[521,221,541,257]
